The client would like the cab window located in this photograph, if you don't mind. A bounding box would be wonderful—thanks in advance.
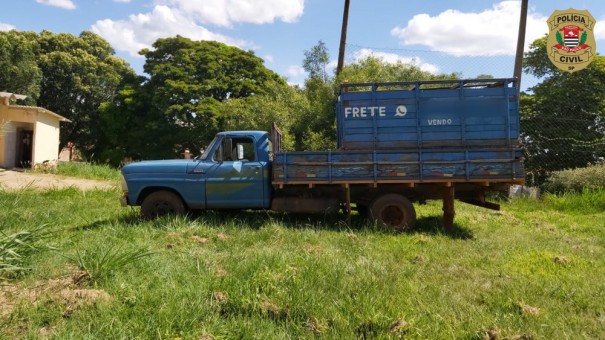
[213,137,255,162]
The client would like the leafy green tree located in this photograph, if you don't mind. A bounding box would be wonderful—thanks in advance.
[337,56,458,83]
[96,75,151,164]
[0,30,135,160]
[522,37,605,183]
[294,76,337,150]
[0,30,41,104]
[36,30,136,157]
[140,36,285,157]
[303,40,329,81]
[219,80,309,150]
[293,41,338,150]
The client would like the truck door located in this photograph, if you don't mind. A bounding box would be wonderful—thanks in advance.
[205,135,267,208]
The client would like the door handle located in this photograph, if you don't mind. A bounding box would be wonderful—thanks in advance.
[192,169,206,174]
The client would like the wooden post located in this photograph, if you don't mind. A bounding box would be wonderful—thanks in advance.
[442,184,455,231]
[336,0,351,76]
[343,183,352,225]
[513,0,528,91]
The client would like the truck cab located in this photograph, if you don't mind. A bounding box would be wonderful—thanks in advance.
[120,131,272,218]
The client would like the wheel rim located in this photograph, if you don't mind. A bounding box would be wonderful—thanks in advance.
[381,205,405,227]
[153,200,175,216]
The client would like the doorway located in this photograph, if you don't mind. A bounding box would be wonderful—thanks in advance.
[16,129,33,168]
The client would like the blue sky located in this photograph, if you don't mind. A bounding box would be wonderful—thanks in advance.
[1,0,605,89]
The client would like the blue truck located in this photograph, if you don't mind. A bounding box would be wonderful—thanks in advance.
[120,78,524,231]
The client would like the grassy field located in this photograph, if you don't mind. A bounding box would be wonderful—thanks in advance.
[33,161,121,181]
[1,179,604,338]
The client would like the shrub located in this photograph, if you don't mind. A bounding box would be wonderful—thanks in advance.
[0,224,54,279]
[55,162,120,181]
[65,245,154,284]
[543,164,605,193]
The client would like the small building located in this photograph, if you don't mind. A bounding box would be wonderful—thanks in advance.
[0,92,70,168]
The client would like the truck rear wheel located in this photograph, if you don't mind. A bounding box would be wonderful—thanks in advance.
[141,190,185,219]
[369,194,416,231]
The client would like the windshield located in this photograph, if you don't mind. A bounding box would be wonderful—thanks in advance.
[197,136,219,160]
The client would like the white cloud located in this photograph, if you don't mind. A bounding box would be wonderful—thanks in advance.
[352,49,439,74]
[595,18,605,41]
[263,55,274,63]
[114,0,132,3]
[0,22,16,31]
[286,65,305,77]
[92,1,304,60]
[391,1,548,56]
[36,0,76,10]
[156,0,304,27]
[327,60,338,70]
[92,5,251,57]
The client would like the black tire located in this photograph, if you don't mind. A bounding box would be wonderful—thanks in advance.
[368,194,416,231]
[141,190,186,219]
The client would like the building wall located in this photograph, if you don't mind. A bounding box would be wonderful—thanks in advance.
[0,105,11,167]
[0,105,61,168]
[34,111,61,163]
[0,121,15,168]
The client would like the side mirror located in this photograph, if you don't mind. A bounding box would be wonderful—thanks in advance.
[237,144,244,160]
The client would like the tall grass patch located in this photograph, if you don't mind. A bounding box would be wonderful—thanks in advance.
[33,161,120,181]
[543,163,605,193]
[0,225,54,279]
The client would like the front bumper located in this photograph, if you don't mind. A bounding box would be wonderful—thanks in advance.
[119,194,129,207]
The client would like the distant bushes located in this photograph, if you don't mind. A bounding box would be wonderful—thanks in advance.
[543,164,605,193]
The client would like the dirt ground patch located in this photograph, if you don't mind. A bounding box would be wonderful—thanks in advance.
[0,169,115,191]
[0,268,112,325]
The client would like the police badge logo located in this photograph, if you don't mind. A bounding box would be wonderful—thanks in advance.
[547,9,597,72]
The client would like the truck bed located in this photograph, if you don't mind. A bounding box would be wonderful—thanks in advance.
[273,148,524,185]
[337,78,519,150]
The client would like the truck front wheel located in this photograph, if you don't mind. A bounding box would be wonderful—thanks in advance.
[141,190,186,219]
[369,194,416,231]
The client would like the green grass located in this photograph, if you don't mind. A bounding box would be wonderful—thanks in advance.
[1,186,604,338]
[32,161,121,181]
[0,224,54,279]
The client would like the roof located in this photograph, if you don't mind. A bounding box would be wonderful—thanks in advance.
[8,105,72,123]
[0,91,71,122]
[0,92,28,101]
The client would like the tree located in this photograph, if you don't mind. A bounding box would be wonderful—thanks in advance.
[337,56,459,83]
[139,37,285,157]
[0,30,41,104]
[522,37,605,183]
[291,41,338,150]
[36,30,136,157]
[96,74,150,164]
[303,40,329,81]
[219,80,309,151]
[0,30,136,160]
